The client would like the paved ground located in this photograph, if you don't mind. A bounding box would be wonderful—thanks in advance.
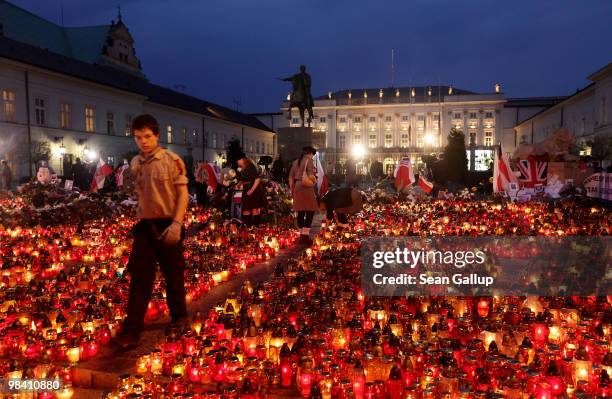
[73,215,323,398]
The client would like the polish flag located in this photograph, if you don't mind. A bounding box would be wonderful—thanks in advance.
[315,154,329,197]
[205,163,222,192]
[493,143,518,193]
[418,174,434,194]
[115,164,129,187]
[91,159,113,192]
[394,158,415,190]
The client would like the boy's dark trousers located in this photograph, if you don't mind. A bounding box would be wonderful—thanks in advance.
[123,219,187,335]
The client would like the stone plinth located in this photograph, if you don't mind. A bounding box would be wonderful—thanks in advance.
[277,127,313,162]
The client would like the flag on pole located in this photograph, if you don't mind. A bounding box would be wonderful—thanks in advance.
[90,159,113,192]
[418,174,434,194]
[314,154,329,197]
[205,163,222,192]
[493,144,518,193]
[394,158,415,191]
[115,163,129,187]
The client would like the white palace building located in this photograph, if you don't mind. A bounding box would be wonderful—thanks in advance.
[253,87,562,174]
[0,1,275,181]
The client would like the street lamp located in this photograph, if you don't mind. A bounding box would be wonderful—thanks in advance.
[351,144,366,159]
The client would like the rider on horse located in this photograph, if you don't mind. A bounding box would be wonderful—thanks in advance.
[283,65,314,127]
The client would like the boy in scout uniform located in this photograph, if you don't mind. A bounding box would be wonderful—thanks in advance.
[115,114,189,349]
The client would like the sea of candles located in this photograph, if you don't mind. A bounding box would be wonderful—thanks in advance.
[101,197,611,398]
[0,191,298,398]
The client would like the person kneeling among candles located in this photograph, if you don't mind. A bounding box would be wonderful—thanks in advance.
[319,187,364,228]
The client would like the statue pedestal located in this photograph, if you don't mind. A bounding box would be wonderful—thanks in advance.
[277,127,313,162]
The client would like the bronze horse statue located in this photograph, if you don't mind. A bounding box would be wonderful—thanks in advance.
[282,65,314,127]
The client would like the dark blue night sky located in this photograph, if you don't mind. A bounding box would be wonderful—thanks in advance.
[11,0,612,113]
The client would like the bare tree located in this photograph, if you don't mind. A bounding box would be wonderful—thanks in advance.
[587,134,612,167]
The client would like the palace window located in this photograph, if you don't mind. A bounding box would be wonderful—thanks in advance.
[469,131,477,145]
[125,114,132,136]
[106,112,115,135]
[338,134,346,149]
[212,132,217,148]
[385,115,392,122]
[182,127,188,144]
[60,103,71,129]
[416,132,424,148]
[292,117,299,124]
[401,133,409,147]
[193,129,199,145]
[454,112,462,119]
[319,116,326,123]
[166,124,173,143]
[484,130,494,146]
[385,133,393,148]
[85,106,95,132]
[354,116,361,123]
[417,114,425,121]
[35,97,46,126]
[3,90,15,122]
[485,111,493,119]
[469,112,477,119]
[353,134,361,145]
[369,116,376,122]
[369,133,377,148]
[401,115,409,121]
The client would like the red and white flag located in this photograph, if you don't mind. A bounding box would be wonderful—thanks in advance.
[90,159,113,192]
[418,174,434,194]
[493,144,518,193]
[314,154,329,197]
[394,158,415,190]
[205,163,222,192]
[115,164,129,187]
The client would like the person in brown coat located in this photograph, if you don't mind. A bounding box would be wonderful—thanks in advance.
[289,146,318,244]
[237,153,265,226]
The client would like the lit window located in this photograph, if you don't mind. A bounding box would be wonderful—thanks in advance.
[85,106,95,132]
[35,97,46,125]
[401,133,409,147]
[454,112,461,119]
[60,103,71,129]
[125,114,132,136]
[385,115,392,122]
[354,116,362,123]
[484,131,493,146]
[485,111,493,119]
[353,134,361,145]
[416,132,424,148]
[212,132,217,148]
[401,115,409,121]
[469,112,477,119]
[106,112,115,135]
[338,134,346,149]
[166,124,173,143]
[339,117,347,123]
[320,116,326,123]
[2,90,15,122]
[369,133,377,148]
[385,133,393,148]
[369,116,376,122]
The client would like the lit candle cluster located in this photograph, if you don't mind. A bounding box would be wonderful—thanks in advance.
[104,199,611,398]
[0,195,298,398]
